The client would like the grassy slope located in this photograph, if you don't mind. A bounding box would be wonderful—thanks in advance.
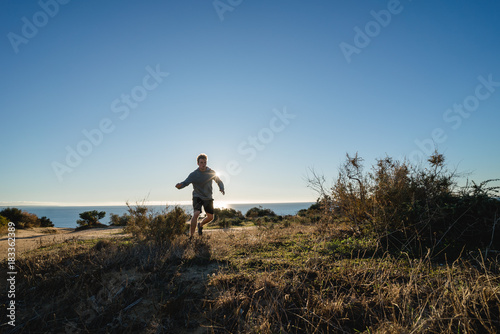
[2,221,500,333]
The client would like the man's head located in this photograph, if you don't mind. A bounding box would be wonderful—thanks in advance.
[197,153,208,171]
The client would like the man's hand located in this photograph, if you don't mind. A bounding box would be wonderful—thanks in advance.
[175,183,183,189]
[221,189,225,195]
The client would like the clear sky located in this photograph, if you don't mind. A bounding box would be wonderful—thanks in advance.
[1,0,499,206]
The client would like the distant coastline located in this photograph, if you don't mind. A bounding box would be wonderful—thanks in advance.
[0,202,315,228]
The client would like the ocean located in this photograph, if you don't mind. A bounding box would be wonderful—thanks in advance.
[0,202,314,228]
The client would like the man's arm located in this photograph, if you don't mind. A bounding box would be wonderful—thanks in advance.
[175,173,193,190]
[214,174,225,195]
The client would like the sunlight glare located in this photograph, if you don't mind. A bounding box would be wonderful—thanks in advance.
[214,201,230,209]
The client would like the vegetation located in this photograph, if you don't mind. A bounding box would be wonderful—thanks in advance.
[38,216,54,227]
[245,206,277,218]
[0,215,9,234]
[109,212,132,226]
[214,207,244,221]
[123,203,189,244]
[5,221,499,333]
[76,210,107,229]
[311,151,500,258]
[206,225,500,334]
[213,207,245,228]
[3,152,499,333]
[0,207,54,229]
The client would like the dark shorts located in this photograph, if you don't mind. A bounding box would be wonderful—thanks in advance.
[193,197,214,215]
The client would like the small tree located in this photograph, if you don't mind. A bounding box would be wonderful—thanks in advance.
[245,206,276,218]
[77,210,106,227]
[38,216,54,227]
[0,208,39,228]
[0,208,24,225]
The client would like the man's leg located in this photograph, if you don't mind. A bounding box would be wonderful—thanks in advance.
[191,197,204,237]
[200,199,215,228]
[197,213,213,236]
[190,210,201,237]
[200,213,214,227]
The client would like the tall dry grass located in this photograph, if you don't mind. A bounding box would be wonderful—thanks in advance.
[5,234,216,333]
[205,224,500,333]
[3,208,499,333]
[312,151,500,258]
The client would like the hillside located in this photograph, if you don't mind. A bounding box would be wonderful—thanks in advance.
[2,220,499,333]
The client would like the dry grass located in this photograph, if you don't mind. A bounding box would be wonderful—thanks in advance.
[4,236,218,333]
[3,222,499,333]
[206,224,500,333]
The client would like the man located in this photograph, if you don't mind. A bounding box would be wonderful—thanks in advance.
[175,153,225,238]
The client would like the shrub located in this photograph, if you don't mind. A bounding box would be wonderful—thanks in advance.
[124,204,189,244]
[0,208,42,228]
[20,212,39,228]
[329,151,500,257]
[76,210,106,228]
[298,202,324,224]
[213,208,245,228]
[0,215,8,234]
[38,216,54,227]
[214,207,244,220]
[245,206,276,218]
[217,217,244,229]
[298,202,322,217]
[0,208,23,224]
[123,203,150,238]
[217,218,230,229]
[109,212,132,226]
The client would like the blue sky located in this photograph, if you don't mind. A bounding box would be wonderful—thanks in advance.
[1,0,499,206]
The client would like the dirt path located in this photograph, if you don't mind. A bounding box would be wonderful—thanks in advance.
[0,226,255,260]
[0,226,127,260]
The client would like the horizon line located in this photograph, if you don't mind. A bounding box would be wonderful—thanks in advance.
[0,199,316,207]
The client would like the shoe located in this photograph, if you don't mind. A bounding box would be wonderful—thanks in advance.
[197,222,203,236]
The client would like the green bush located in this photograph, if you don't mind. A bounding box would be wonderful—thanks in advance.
[329,151,500,257]
[0,208,52,228]
[0,215,9,234]
[0,208,23,224]
[217,217,244,228]
[38,216,54,227]
[109,212,132,226]
[76,210,106,228]
[298,202,322,217]
[124,204,189,244]
[214,208,244,221]
[245,206,276,218]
